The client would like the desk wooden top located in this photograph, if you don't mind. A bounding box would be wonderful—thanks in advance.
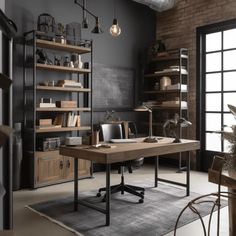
[60,137,200,164]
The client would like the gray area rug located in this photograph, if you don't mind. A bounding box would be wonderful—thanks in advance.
[27,182,227,236]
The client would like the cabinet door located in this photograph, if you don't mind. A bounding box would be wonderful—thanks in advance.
[64,156,91,180]
[37,154,64,185]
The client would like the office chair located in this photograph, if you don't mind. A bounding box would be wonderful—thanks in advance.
[96,123,145,203]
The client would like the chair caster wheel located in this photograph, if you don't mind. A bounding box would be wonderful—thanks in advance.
[141,191,145,195]
[96,192,101,197]
[139,199,144,203]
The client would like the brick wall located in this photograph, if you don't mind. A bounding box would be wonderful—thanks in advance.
[156,0,236,166]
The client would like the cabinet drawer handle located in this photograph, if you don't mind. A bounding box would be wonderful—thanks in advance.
[59,160,64,169]
[67,160,71,168]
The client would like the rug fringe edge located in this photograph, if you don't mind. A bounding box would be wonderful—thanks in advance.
[25,205,84,236]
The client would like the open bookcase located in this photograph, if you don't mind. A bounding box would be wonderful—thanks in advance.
[23,31,93,188]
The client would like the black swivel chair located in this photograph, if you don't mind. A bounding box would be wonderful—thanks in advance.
[96,123,145,203]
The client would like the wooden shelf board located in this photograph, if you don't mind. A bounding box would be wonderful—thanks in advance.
[36,39,91,54]
[36,63,91,73]
[150,54,188,62]
[36,107,91,112]
[36,85,91,92]
[36,126,91,133]
[144,90,187,94]
[144,70,188,78]
[151,105,188,110]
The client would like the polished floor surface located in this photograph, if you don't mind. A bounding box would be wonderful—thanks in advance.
[13,164,228,236]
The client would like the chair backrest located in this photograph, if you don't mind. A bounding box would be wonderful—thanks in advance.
[100,123,124,142]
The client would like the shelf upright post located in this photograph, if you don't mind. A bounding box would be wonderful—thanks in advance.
[33,31,37,157]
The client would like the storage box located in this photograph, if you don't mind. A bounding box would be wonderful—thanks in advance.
[56,101,77,108]
[39,119,52,126]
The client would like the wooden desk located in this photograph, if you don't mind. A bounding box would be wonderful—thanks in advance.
[60,137,200,226]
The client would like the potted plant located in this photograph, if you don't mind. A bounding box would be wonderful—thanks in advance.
[222,104,236,236]
[223,104,236,175]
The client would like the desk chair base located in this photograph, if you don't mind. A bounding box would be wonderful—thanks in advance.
[97,175,145,203]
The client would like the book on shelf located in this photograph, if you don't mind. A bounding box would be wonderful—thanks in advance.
[57,80,83,88]
[166,83,187,91]
[55,100,77,108]
[38,102,56,108]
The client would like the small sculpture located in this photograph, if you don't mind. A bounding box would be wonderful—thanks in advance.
[36,49,53,65]
[104,110,119,122]
[163,113,192,143]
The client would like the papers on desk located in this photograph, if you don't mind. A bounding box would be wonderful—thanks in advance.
[110,139,137,143]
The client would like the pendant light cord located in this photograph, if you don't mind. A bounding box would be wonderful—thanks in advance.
[113,0,116,19]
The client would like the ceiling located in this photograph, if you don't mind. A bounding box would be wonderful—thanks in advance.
[132,0,176,12]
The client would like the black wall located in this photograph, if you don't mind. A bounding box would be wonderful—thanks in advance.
[6,0,155,127]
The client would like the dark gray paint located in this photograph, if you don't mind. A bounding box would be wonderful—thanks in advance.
[0,0,5,230]
[6,0,155,126]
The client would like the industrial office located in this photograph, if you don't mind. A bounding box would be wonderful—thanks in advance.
[1,0,236,235]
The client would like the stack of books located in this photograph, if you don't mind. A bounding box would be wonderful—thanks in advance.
[53,113,80,127]
[57,80,83,88]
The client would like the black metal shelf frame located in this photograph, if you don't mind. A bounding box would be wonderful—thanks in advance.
[23,30,93,188]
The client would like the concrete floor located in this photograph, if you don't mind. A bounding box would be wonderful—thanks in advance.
[12,164,229,236]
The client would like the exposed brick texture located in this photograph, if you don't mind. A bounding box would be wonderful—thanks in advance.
[156,0,236,166]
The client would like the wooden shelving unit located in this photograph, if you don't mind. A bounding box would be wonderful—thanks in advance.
[23,31,93,188]
[142,48,189,172]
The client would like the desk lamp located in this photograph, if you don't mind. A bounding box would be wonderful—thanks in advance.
[134,105,158,143]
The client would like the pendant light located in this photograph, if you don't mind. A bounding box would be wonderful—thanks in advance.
[110,0,121,37]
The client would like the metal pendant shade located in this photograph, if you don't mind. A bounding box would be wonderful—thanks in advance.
[91,17,103,33]
[74,0,103,34]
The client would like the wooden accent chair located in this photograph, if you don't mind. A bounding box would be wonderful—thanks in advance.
[174,156,236,236]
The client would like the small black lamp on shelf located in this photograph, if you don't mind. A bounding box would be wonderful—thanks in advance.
[134,105,158,143]
[74,0,103,34]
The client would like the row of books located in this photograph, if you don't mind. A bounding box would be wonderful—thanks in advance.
[53,112,81,127]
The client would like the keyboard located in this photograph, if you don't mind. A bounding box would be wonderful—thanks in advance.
[110,139,137,143]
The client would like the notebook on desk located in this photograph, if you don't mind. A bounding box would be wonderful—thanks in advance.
[110,138,137,143]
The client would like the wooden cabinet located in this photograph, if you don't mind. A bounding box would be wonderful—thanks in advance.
[23,31,93,188]
[35,151,91,186]
[37,151,64,185]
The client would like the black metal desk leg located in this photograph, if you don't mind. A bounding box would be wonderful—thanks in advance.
[155,156,159,187]
[105,164,111,226]
[74,158,79,211]
[186,152,190,196]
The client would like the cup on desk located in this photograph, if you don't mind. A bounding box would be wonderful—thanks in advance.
[91,131,99,145]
